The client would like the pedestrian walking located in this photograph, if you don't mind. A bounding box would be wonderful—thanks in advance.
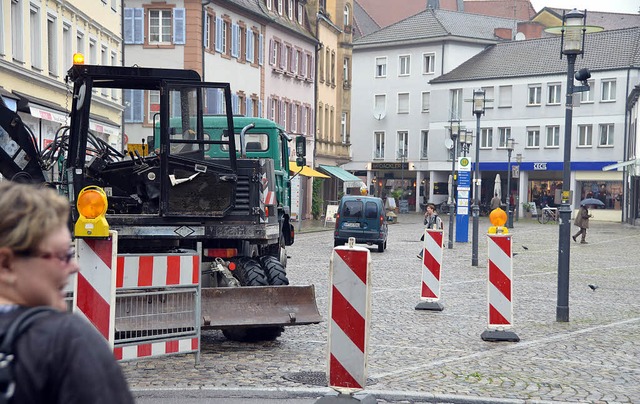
[418,204,443,259]
[572,204,593,244]
[490,193,501,210]
[0,181,134,404]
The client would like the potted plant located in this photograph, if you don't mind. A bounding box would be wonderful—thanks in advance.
[390,189,403,213]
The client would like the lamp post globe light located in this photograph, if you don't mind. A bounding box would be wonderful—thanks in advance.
[545,10,602,322]
[471,89,486,267]
[447,120,461,249]
[460,130,474,157]
[505,137,515,228]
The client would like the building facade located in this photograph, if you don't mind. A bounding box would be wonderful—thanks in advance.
[0,0,122,157]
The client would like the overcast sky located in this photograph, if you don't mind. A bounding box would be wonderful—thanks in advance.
[529,0,639,14]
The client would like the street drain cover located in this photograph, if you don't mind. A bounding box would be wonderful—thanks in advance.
[283,371,376,387]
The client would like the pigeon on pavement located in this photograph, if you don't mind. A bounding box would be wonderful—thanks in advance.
[588,284,599,291]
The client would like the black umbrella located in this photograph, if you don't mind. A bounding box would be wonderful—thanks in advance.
[580,197,605,207]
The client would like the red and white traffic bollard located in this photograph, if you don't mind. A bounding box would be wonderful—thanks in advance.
[481,233,519,342]
[415,229,444,311]
[74,230,118,348]
[317,238,376,404]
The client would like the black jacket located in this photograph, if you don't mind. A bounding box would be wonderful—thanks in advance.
[0,306,134,404]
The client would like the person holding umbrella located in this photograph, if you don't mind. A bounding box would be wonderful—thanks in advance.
[573,203,593,244]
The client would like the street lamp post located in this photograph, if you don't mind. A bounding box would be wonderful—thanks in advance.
[471,90,486,266]
[447,120,460,249]
[515,153,522,222]
[505,138,515,228]
[460,130,473,157]
[545,10,602,322]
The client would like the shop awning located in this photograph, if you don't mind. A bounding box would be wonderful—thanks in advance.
[602,159,640,171]
[319,165,364,187]
[289,161,330,178]
[12,90,69,124]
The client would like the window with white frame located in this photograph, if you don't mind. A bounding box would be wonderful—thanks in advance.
[277,0,283,15]
[399,55,410,76]
[498,85,512,107]
[374,94,386,116]
[149,9,172,44]
[546,125,560,147]
[482,86,494,109]
[101,46,108,95]
[480,128,493,148]
[343,57,350,86]
[297,3,304,24]
[110,51,118,99]
[449,88,462,120]
[148,90,160,123]
[89,38,97,64]
[578,124,592,146]
[580,80,594,103]
[397,93,409,114]
[11,0,24,62]
[601,80,616,102]
[397,131,408,159]
[341,112,348,143]
[528,84,541,105]
[375,57,386,77]
[76,31,85,55]
[63,23,72,71]
[30,5,42,70]
[498,127,511,148]
[421,92,430,113]
[599,124,614,146]
[547,83,561,105]
[422,53,435,74]
[526,127,540,147]
[344,4,350,26]
[47,14,58,76]
[287,0,293,19]
[374,132,385,159]
[266,0,273,10]
[420,130,428,159]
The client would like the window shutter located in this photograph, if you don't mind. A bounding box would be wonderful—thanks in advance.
[232,94,239,114]
[231,24,239,58]
[203,11,208,46]
[310,55,315,80]
[279,100,284,124]
[258,99,263,118]
[218,91,225,114]
[173,8,186,44]
[124,8,134,44]
[133,90,144,123]
[215,17,223,53]
[245,31,253,62]
[258,34,264,66]
[133,8,144,44]
[279,44,286,69]
[268,39,274,66]
[124,89,133,121]
[301,53,307,77]
[310,107,314,135]
[245,98,251,117]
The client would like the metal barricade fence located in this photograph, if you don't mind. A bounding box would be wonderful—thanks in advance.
[70,235,201,363]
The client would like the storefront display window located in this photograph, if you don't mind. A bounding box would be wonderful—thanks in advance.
[579,181,622,210]
[529,180,562,208]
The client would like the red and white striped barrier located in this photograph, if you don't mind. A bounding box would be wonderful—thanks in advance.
[415,229,444,311]
[116,254,199,288]
[481,234,519,342]
[114,337,199,361]
[74,231,118,347]
[327,240,372,393]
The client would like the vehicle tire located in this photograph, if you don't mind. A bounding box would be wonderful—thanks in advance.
[384,240,387,250]
[538,212,543,224]
[222,258,282,342]
[377,242,384,253]
[542,212,550,224]
[269,233,288,268]
[259,256,289,285]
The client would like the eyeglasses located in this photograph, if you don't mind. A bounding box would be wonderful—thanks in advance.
[15,247,76,265]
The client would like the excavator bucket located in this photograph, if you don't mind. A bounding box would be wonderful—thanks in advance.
[200,285,323,328]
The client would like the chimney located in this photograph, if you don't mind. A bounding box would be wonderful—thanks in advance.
[427,0,439,9]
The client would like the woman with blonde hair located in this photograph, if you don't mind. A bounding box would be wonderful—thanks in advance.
[0,181,133,403]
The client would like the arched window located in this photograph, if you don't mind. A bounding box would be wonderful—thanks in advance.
[343,4,351,26]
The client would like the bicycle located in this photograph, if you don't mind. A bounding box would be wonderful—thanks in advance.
[538,204,558,224]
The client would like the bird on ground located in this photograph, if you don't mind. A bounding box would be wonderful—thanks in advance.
[522,246,529,250]
[588,284,599,291]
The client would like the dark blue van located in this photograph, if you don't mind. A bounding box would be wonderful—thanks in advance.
[334,196,388,252]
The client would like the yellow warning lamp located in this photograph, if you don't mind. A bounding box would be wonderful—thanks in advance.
[73,53,85,65]
[74,186,109,237]
[488,207,509,235]
[360,185,368,195]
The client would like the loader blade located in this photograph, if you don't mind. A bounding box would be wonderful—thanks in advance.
[201,285,323,328]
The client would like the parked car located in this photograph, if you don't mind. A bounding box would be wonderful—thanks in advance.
[334,196,388,252]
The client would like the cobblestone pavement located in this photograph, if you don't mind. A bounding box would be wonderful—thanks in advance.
[123,214,640,403]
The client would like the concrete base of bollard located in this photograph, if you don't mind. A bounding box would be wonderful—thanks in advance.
[315,390,377,403]
[415,301,444,311]
[481,329,520,342]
